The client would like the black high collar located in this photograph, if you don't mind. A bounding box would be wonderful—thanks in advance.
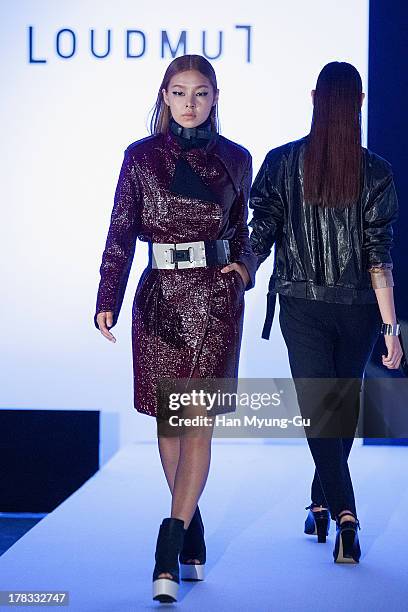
[169,115,213,141]
[169,116,218,152]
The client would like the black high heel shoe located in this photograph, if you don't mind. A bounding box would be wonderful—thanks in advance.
[179,505,206,581]
[304,503,330,543]
[333,510,361,564]
[152,517,186,603]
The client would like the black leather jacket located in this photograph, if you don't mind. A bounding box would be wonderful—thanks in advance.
[248,136,399,339]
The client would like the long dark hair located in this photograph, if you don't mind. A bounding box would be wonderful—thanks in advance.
[303,62,363,209]
[149,54,219,135]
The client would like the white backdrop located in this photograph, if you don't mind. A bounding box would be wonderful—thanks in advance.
[0,0,368,446]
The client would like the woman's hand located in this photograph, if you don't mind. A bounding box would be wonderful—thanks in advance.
[96,311,117,343]
[220,262,250,288]
[382,335,403,369]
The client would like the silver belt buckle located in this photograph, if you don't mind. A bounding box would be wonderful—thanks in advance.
[151,241,207,269]
[151,243,176,269]
[176,241,206,269]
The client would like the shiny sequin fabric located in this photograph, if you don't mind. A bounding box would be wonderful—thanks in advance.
[94,129,257,417]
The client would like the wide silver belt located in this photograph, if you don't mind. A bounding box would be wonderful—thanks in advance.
[150,240,230,269]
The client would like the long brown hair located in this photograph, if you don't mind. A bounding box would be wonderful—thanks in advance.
[303,62,363,209]
[149,54,219,135]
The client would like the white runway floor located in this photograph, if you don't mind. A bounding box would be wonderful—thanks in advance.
[0,441,407,611]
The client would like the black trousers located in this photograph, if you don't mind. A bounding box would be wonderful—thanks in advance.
[278,293,382,520]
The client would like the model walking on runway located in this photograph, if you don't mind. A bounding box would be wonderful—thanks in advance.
[94,54,257,602]
[249,62,402,563]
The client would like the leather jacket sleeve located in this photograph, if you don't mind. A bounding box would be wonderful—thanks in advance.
[248,151,285,269]
[229,153,258,290]
[363,166,399,289]
[94,149,140,329]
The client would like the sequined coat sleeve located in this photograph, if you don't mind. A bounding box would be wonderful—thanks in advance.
[363,165,399,289]
[248,151,285,269]
[228,152,258,290]
[94,149,140,329]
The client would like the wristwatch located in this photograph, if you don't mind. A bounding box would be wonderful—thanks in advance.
[381,322,400,336]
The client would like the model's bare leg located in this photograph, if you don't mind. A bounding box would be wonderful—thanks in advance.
[171,411,214,528]
[158,422,213,523]
[157,435,180,494]
[156,369,215,579]
[157,364,208,495]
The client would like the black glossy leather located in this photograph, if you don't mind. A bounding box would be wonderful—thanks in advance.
[304,508,330,543]
[333,519,361,563]
[249,136,399,339]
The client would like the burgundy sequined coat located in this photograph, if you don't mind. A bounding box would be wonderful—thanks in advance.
[94,129,257,417]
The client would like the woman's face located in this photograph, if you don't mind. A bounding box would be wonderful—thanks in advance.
[162,69,218,128]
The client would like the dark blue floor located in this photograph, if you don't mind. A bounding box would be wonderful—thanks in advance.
[0,515,45,556]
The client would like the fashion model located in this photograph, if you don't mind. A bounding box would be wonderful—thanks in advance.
[94,54,257,602]
[249,62,403,563]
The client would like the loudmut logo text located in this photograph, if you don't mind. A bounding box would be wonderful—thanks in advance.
[27,25,252,63]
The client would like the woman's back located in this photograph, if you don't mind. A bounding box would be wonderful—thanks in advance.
[248,62,398,340]
[249,136,397,301]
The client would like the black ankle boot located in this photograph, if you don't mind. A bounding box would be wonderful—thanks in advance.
[304,503,330,543]
[179,506,206,581]
[333,511,361,563]
[152,517,186,603]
